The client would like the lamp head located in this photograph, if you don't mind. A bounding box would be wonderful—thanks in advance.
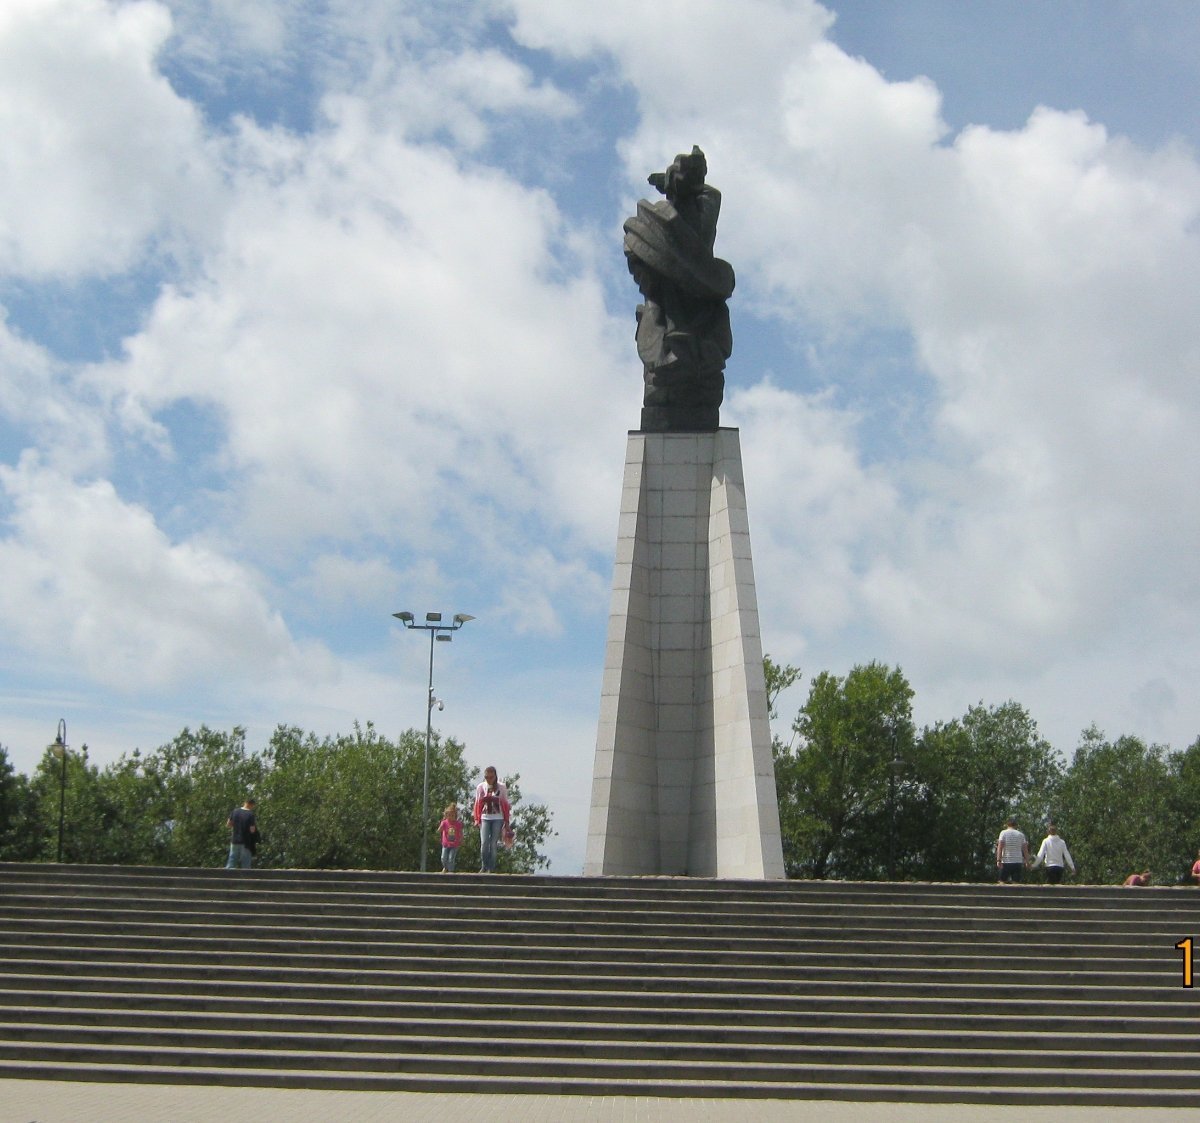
[393,611,414,624]
[453,613,475,625]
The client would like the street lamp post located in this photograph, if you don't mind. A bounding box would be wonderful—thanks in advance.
[51,720,67,864]
[887,725,905,881]
[392,611,474,872]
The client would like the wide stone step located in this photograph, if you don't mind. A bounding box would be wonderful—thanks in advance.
[10,864,1183,904]
[4,1021,1200,1076]
[2,988,1190,1041]
[0,916,1173,956]
[3,1038,1200,1090]
[0,941,1164,979]
[5,1014,1200,1056]
[3,902,1190,943]
[3,863,1192,899]
[0,911,1171,945]
[0,1056,1197,1107]
[4,915,1182,960]
[0,970,1187,1012]
[1,986,1191,1029]
[0,954,1181,995]
[2,864,1198,1105]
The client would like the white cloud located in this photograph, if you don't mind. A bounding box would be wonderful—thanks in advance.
[0,0,219,278]
[0,453,322,692]
[4,0,1200,871]
[84,93,630,598]
[373,48,577,150]
[516,3,1200,752]
[731,381,896,647]
[0,315,109,475]
[166,0,289,60]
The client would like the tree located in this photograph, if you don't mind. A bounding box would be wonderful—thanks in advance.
[0,721,555,872]
[261,723,452,870]
[775,662,915,879]
[1167,736,1200,876]
[1054,728,1179,884]
[764,655,802,730]
[912,702,1060,881]
[258,724,555,873]
[123,726,265,867]
[22,744,127,864]
[0,745,37,861]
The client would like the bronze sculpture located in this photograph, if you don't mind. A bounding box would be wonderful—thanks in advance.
[623,147,735,431]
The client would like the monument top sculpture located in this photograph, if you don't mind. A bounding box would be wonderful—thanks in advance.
[623,146,735,432]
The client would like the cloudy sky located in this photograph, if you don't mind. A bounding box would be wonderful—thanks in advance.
[2,0,1199,873]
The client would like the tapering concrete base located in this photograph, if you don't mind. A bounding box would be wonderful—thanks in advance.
[585,429,785,878]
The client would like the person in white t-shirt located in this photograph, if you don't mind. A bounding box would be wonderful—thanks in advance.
[1031,823,1075,884]
[995,818,1030,883]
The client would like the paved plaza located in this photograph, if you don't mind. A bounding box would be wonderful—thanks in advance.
[3,1082,1198,1123]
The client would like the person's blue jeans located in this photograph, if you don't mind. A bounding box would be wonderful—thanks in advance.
[442,845,458,872]
[226,843,252,869]
[480,818,503,872]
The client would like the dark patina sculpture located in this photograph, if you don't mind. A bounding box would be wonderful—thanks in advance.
[624,146,734,431]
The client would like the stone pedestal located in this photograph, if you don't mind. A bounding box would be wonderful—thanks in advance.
[585,429,785,878]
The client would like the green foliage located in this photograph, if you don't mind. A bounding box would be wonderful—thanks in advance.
[99,726,264,867]
[763,655,802,725]
[261,723,459,870]
[0,722,553,874]
[1168,737,1200,868]
[774,662,915,879]
[0,745,37,861]
[22,744,130,863]
[770,667,1067,883]
[912,702,1061,881]
[1053,728,1182,884]
[257,727,553,873]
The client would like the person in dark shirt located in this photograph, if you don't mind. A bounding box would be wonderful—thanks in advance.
[225,798,258,870]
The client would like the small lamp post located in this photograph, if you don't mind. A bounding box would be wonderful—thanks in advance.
[393,611,474,872]
[51,720,68,863]
[887,725,907,880]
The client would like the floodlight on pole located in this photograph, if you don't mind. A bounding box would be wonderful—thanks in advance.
[392,610,474,872]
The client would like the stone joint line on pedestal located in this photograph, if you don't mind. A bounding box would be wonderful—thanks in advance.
[586,429,785,878]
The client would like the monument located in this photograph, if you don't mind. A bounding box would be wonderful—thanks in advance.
[585,148,786,878]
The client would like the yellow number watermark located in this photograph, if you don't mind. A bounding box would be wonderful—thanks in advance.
[1176,937,1193,988]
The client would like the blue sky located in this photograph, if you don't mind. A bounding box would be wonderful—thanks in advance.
[2,0,1199,873]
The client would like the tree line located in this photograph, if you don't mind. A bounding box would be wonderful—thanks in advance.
[3,660,1197,883]
[769,658,1200,885]
[0,723,554,874]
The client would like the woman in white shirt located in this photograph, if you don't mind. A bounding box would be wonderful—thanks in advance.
[1031,824,1076,884]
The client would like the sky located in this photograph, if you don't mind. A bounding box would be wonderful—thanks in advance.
[2,0,1199,874]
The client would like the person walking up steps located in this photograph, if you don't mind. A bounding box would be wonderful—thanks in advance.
[1031,823,1075,884]
[224,797,258,870]
[995,818,1029,883]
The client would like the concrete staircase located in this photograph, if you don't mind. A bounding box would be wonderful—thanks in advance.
[0,863,1197,1106]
